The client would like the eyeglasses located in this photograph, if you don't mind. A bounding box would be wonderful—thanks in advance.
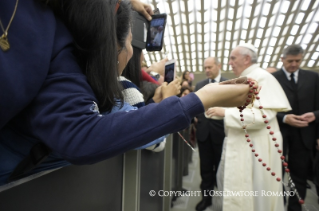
[115,0,122,14]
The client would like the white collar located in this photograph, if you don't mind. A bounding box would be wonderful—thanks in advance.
[282,67,299,82]
[209,73,221,83]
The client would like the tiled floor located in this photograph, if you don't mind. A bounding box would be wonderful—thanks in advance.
[171,149,319,211]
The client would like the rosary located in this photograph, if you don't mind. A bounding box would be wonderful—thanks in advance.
[223,77,308,210]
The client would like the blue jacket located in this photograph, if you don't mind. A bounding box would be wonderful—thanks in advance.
[0,0,204,184]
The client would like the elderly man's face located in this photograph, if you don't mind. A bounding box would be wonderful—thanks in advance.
[204,58,220,80]
[228,48,247,77]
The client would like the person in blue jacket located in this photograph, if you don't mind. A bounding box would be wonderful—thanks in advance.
[0,0,253,186]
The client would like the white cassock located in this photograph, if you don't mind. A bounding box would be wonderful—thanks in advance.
[213,64,291,211]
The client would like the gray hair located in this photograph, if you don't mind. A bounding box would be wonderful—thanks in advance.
[282,45,304,58]
[238,47,258,64]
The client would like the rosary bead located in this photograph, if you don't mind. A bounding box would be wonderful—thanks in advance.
[285,168,290,173]
[262,163,266,166]
[275,144,279,147]
[280,156,285,160]
[256,96,260,100]
[241,118,244,121]
[250,144,254,147]
[276,178,281,182]
[299,200,304,205]
[247,139,251,142]
[249,89,254,93]
[254,91,259,94]
[258,158,262,162]
[271,172,276,176]
[255,153,258,157]
[252,149,255,152]
[264,120,269,123]
[272,137,277,141]
[240,114,243,117]
[262,115,267,118]
[270,131,274,135]
[267,167,271,171]
[245,134,249,137]
[283,162,288,167]
[259,106,263,109]
[267,126,271,129]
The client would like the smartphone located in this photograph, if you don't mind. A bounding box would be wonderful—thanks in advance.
[146,14,167,51]
[164,59,176,83]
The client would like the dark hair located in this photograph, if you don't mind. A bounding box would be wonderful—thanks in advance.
[122,47,142,88]
[178,86,193,97]
[47,0,132,112]
[182,70,190,80]
[282,45,304,58]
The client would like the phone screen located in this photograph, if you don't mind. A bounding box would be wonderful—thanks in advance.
[146,14,167,51]
[164,62,175,83]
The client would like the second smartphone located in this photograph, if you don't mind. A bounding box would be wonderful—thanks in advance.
[146,14,167,51]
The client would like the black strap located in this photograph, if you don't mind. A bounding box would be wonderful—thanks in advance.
[7,142,52,182]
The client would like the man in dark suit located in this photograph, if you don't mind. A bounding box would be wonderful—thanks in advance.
[194,57,227,211]
[272,44,319,211]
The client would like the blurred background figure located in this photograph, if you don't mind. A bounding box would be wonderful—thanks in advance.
[266,66,278,73]
[182,70,193,87]
[273,44,319,211]
[194,57,227,211]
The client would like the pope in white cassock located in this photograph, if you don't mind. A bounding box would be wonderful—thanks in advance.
[206,43,291,211]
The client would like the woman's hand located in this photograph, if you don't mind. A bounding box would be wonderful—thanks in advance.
[195,83,250,110]
[152,79,181,102]
[162,79,181,99]
[152,86,163,103]
[130,0,154,21]
[147,58,168,77]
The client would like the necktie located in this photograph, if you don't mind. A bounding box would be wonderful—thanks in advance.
[290,73,297,89]
[210,79,216,83]
[290,72,299,113]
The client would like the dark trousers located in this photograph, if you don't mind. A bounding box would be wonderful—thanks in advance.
[197,135,223,195]
[284,129,312,211]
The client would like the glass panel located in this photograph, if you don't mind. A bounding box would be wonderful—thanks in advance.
[296,13,305,24]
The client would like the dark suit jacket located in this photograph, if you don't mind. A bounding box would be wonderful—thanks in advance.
[194,77,227,144]
[272,69,319,149]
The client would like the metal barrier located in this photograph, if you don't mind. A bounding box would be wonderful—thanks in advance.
[0,135,175,211]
